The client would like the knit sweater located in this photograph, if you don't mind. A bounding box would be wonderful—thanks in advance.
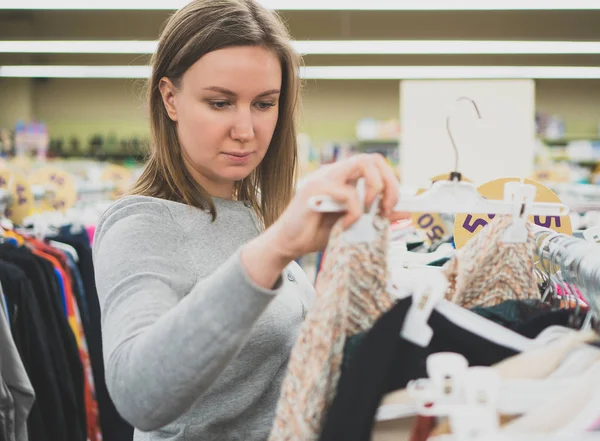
[443,215,540,308]
[268,213,396,441]
[93,195,315,441]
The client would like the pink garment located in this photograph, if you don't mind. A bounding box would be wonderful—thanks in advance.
[86,225,96,245]
[555,283,588,307]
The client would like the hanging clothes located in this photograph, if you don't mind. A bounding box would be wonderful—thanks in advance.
[49,226,134,441]
[319,296,524,441]
[0,259,66,441]
[442,215,540,308]
[0,239,88,441]
[28,238,101,441]
[268,214,396,441]
[0,280,35,441]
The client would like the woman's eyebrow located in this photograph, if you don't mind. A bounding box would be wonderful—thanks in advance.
[202,86,280,98]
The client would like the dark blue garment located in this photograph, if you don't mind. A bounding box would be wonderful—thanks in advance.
[53,267,67,316]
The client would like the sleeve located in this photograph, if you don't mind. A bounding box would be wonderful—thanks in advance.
[93,201,282,431]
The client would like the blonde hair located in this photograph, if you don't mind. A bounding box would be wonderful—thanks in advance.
[131,0,301,228]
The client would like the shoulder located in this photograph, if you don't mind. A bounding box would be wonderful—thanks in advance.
[97,194,174,222]
[93,196,186,254]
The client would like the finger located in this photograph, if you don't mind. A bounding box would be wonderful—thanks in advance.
[326,184,364,229]
[344,154,384,209]
[389,211,411,222]
[372,154,400,216]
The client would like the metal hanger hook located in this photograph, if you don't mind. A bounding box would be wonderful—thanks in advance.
[446,96,482,173]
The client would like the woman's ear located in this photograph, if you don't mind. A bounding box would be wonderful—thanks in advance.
[159,77,179,121]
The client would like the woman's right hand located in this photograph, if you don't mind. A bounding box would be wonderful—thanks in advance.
[242,153,405,289]
[268,153,403,261]
[242,154,407,289]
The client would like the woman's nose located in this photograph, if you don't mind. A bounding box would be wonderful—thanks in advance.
[231,109,255,142]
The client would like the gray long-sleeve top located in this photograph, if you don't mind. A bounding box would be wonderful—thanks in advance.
[93,195,315,441]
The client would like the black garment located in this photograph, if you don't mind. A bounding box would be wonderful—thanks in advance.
[342,301,577,377]
[0,244,87,441]
[470,300,554,329]
[50,228,134,441]
[0,261,62,441]
[469,300,581,339]
[426,257,451,267]
[511,309,573,338]
[322,297,519,441]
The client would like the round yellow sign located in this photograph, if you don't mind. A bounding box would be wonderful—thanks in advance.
[0,169,34,225]
[28,167,78,213]
[100,164,133,200]
[453,177,572,250]
[412,173,472,245]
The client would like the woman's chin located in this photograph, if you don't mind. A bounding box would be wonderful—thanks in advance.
[219,170,254,183]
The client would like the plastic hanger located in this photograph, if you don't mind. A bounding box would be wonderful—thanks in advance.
[49,240,79,263]
[408,353,600,439]
[309,169,569,221]
[388,242,455,268]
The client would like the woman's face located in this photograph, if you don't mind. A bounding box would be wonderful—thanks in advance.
[159,45,282,199]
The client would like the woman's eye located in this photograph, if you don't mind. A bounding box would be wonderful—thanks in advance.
[256,101,276,110]
[209,101,230,109]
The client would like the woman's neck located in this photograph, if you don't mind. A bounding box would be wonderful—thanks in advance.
[183,160,235,200]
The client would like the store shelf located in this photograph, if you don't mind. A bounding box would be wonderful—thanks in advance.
[356,139,400,144]
[541,136,600,146]
[52,152,147,163]
[546,156,600,166]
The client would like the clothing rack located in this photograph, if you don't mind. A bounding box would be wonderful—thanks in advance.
[532,224,600,319]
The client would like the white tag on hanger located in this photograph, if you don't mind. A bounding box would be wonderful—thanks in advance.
[408,353,469,416]
[340,178,380,244]
[448,369,501,441]
[503,182,536,243]
[412,363,501,440]
[400,270,449,347]
[583,225,600,244]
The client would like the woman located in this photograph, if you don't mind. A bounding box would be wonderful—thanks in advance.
[93,0,401,440]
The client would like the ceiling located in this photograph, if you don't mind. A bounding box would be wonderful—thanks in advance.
[1,8,600,72]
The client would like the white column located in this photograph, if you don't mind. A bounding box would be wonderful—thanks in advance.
[400,79,536,186]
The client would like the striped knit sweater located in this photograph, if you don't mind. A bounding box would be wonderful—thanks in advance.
[267,214,396,441]
[443,215,540,308]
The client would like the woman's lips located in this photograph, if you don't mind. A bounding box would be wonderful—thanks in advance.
[222,151,253,164]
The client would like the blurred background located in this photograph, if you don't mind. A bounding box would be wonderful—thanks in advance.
[2,3,600,176]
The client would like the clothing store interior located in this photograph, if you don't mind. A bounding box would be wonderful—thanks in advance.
[2,2,600,441]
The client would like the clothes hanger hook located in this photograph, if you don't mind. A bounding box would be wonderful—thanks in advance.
[446,96,482,175]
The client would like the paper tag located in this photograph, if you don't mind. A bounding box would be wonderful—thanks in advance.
[28,167,77,213]
[100,164,133,200]
[412,173,471,245]
[0,168,34,225]
[453,177,572,249]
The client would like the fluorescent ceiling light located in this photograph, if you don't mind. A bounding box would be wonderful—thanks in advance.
[3,0,600,9]
[0,41,159,54]
[3,40,600,55]
[0,65,152,78]
[2,65,600,79]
